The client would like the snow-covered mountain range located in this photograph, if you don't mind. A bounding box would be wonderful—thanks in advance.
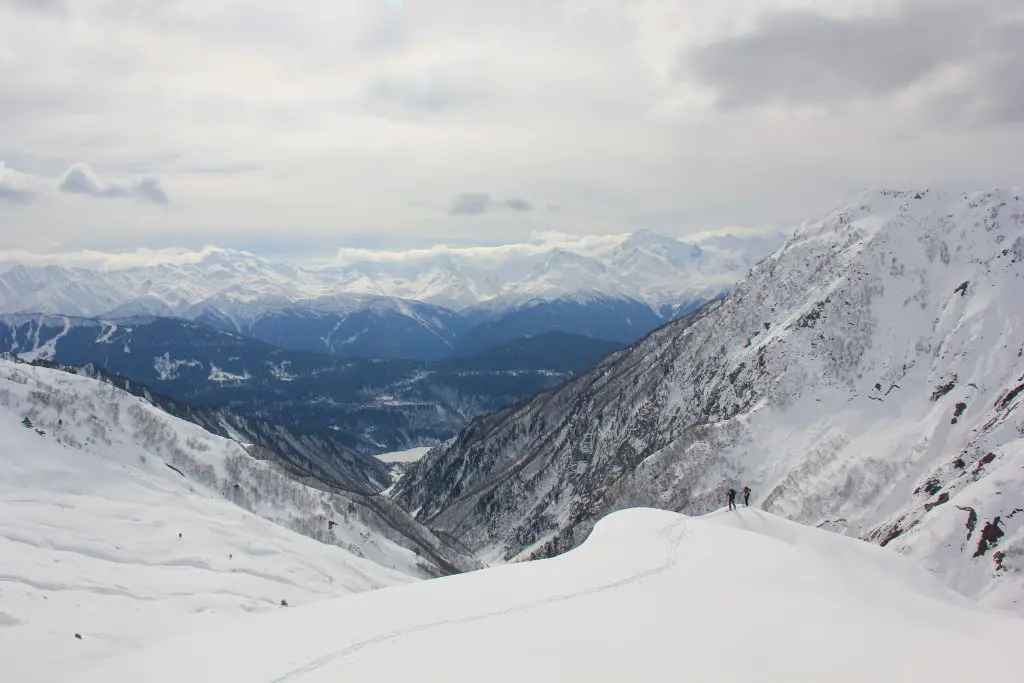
[0,230,785,319]
[66,508,1024,683]
[394,188,1024,610]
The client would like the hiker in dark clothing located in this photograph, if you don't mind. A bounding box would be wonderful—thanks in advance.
[727,488,737,511]
[742,486,751,507]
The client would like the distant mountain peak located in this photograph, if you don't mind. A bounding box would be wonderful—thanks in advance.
[0,229,784,318]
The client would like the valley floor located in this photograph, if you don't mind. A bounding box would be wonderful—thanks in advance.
[66,508,1024,683]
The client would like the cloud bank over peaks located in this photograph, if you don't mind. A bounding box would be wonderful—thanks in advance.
[330,225,789,265]
[0,245,233,271]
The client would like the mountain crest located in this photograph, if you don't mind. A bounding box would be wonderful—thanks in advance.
[392,188,1024,609]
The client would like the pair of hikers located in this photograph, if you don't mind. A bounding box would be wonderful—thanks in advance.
[726,486,751,510]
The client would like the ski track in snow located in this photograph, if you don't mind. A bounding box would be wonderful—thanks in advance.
[268,517,690,682]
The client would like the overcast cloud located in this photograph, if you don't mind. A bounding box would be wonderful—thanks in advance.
[1,0,1022,256]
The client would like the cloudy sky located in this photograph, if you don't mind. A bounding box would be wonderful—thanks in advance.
[1,0,1022,258]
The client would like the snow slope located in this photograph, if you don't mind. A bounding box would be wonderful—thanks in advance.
[0,359,443,682]
[67,508,1024,683]
[394,188,1024,609]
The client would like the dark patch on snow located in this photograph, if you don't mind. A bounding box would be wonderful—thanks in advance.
[795,297,830,329]
[973,517,1004,558]
[165,463,185,477]
[930,375,958,401]
[993,550,1007,571]
[920,477,942,496]
[974,452,997,473]
[997,383,1024,411]
[874,383,882,391]
[952,457,966,469]
[878,519,918,547]
[953,281,969,296]
[951,401,968,424]
[924,492,950,512]
[957,506,978,541]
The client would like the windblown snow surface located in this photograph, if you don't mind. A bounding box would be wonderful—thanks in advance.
[67,508,1024,683]
[0,359,426,683]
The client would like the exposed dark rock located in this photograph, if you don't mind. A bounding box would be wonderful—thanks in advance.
[951,401,968,424]
[165,463,185,477]
[973,517,1004,557]
[931,375,958,401]
[924,492,950,512]
[952,457,966,469]
[993,550,1007,571]
[997,383,1024,411]
[922,477,942,496]
[953,281,969,296]
[975,452,997,472]
[956,506,978,541]
[879,522,907,547]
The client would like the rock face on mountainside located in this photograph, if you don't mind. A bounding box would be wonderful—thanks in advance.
[394,189,1024,609]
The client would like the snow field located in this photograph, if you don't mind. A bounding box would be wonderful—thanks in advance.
[0,360,418,683]
[68,508,1024,683]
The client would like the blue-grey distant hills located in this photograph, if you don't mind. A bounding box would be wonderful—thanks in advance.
[0,313,623,454]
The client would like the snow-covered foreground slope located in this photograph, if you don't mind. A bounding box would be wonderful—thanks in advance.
[0,359,448,682]
[68,508,1024,683]
[395,188,1024,609]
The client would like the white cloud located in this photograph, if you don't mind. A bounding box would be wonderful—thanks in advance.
[0,161,43,204]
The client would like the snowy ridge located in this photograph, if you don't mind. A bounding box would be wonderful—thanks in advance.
[67,508,1024,683]
[394,188,1024,609]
